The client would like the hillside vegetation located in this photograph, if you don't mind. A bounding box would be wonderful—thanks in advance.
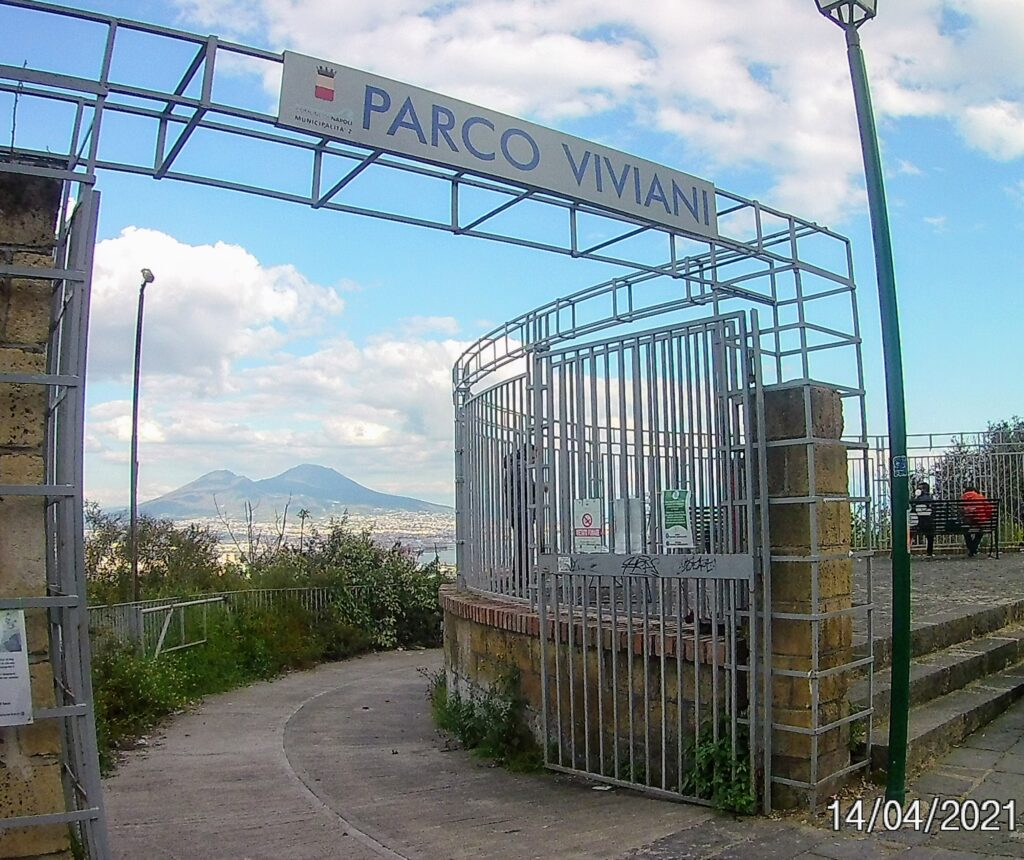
[86,506,448,771]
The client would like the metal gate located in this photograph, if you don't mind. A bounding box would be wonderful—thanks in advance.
[532,313,771,810]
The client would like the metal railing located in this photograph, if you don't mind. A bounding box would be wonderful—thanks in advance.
[88,587,349,654]
[848,433,1024,551]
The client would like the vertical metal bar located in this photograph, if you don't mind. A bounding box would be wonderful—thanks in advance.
[610,571,620,779]
[581,570,591,774]
[641,571,651,785]
[538,564,551,765]
[750,309,769,811]
[553,569,564,766]
[710,578,720,744]
[567,569,577,769]
[625,571,635,780]
[454,388,467,589]
[676,568,684,793]
[659,576,668,790]
[595,566,606,775]
[68,188,110,854]
[617,347,630,551]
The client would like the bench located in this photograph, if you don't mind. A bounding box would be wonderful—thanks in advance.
[909,498,1000,558]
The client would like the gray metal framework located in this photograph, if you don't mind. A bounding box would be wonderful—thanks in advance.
[2,0,867,283]
[0,0,880,821]
[532,313,765,806]
[454,203,877,808]
[0,160,108,854]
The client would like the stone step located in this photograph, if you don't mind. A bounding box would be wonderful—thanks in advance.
[870,664,1024,774]
[853,626,1024,720]
[861,596,1024,671]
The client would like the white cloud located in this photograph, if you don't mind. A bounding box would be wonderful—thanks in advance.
[85,233,471,507]
[960,101,1024,160]
[895,159,924,176]
[90,228,346,388]
[173,0,1024,226]
[923,215,948,232]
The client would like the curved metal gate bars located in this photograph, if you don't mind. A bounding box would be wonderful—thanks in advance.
[532,313,765,805]
[0,166,108,855]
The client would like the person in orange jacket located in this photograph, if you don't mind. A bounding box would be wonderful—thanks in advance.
[961,486,993,557]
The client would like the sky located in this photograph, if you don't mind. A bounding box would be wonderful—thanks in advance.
[2,0,1023,509]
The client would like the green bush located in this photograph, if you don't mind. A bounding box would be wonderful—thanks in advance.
[88,516,451,772]
[93,595,432,773]
[681,724,756,814]
[429,669,541,772]
[92,644,190,773]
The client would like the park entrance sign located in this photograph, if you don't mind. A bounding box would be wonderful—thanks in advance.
[278,51,718,239]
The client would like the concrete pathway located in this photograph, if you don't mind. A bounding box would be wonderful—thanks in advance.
[105,650,705,860]
[105,648,1024,859]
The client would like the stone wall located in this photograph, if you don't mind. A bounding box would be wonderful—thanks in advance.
[442,586,734,791]
[765,383,853,808]
[0,168,73,859]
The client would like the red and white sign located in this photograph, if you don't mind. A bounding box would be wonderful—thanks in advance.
[314,66,336,101]
[573,499,607,552]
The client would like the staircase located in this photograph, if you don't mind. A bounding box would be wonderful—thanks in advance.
[853,596,1024,773]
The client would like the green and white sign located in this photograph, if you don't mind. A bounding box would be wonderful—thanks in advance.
[663,489,694,549]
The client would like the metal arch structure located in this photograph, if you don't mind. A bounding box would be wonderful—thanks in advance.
[3,0,852,280]
[0,0,878,833]
[451,173,877,809]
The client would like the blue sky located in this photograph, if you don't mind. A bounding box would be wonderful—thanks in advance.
[2,0,1022,508]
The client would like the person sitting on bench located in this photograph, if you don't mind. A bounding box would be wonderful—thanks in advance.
[912,482,935,556]
[960,485,993,557]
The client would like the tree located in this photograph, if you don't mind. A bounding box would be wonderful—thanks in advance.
[85,503,239,603]
[298,508,311,554]
[929,416,1024,540]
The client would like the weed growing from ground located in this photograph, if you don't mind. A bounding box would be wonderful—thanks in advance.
[428,668,542,772]
[682,724,757,814]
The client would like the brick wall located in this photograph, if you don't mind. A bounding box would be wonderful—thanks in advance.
[441,586,732,788]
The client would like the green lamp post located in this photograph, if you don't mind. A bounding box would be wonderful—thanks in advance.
[814,0,912,804]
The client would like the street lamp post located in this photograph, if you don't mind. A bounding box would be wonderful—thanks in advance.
[814,0,911,803]
[129,268,155,604]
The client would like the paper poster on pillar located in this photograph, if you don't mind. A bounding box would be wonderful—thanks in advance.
[572,498,608,553]
[0,610,33,727]
[663,489,695,549]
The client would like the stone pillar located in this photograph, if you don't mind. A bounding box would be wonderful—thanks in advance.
[0,168,73,859]
[765,383,852,809]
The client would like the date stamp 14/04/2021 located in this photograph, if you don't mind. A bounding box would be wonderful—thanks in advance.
[828,798,1019,834]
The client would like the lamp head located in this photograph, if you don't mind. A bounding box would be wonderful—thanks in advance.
[815,0,877,28]
[140,268,155,284]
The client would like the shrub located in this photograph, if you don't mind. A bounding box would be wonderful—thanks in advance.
[89,516,451,772]
[429,669,541,772]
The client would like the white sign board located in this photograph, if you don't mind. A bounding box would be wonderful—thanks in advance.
[663,489,695,549]
[0,610,32,727]
[612,498,645,553]
[278,52,718,239]
[573,498,607,553]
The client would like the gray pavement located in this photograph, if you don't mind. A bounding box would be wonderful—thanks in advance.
[855,552,1024,650]
[104,553,1024,859]
[105,645,1024,860]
